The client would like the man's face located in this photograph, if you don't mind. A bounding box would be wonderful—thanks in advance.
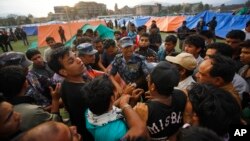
[204,48,217,60]
[122,46,134,58]
[0,102,21,137]
[47,40,56,48]
[59,51,86,77]
[31,54,44,67]
[94,42,103,54]
[240,47,250,65]
[184,44,201,58]
[164,41,176,52]
[195,59,217,84]
[139,36,150,48]
[106,46,117,56]
[114,34,121,41]
[80,54,96,65]
[225,38,242,50]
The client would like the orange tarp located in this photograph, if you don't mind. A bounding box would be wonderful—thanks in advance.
[38,20,106,47]
[145,16,185,32]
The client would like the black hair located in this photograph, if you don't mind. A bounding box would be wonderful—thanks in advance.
[93,37,102,44]
[114,30,121,35]
[184,35,205,49]
[48,47,70,76]
[206,42,233,58]
[25,49,41,60]
[176,126,222,141]
[140,33,149,39]
[121,26,126,30]
[81,75,114,115]
[103,39,116,49]
[188,84,241,136]
[165,35,177,44]
[199,30,214,39]
[239,39,250,49]
[45,36,55,43]
[51,42,64,49]
[226,30,246,41]
[137,26,144,33]
[246,20,250,27]
[0,66,26,101]
[209,54,236,83]
[76,37,92,46]
[85,29,93,34]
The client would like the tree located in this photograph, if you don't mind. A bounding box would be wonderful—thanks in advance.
[197,2,204,12]
[246,0,250,7]
[204,4,210,11]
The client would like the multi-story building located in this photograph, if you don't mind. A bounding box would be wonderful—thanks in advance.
[75,1,107,19]
[135,3,161,16]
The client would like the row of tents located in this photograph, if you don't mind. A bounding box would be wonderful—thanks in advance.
[18,10,250,47]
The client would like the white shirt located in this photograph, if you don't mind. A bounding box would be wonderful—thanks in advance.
[176,75,196,90]
[243,28,250,40]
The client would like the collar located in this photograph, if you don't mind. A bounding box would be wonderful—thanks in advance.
[86,106,124,126]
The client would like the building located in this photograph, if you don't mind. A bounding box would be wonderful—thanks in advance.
[75,1,107,19]
[135,3,161,16]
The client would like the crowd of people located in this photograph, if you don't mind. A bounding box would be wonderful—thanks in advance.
[0,17,250,141]
[0,27,29,52]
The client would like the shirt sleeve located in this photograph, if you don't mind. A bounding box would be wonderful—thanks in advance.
[110,56,118,76]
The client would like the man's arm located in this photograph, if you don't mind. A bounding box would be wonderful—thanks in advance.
[119,95,150,141]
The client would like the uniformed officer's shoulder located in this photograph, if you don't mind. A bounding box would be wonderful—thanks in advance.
[134,53,145,60]
[115,53,123,58]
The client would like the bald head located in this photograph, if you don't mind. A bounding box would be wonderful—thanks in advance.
[18,121,81,141]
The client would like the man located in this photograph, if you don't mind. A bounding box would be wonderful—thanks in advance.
[110,37,149,93]
[58,26,66,43]
[48,47,93,140]
[195,54,241,107]
[83,76,149,141]
[205,42,249,99]
[0,95,21,141]
[185,84,241,140]
[25,49,55,106]
[77,43,104,80]
[44,36,56,62]
[225,30,246,71]
[0,66,61,131]
[92,38,105,71]
[196,17,206,33]
[184,35,205,65]
[149,25,162,52]
[158,35,178,61]
[135,33,158,62]
[134,61,187,140]
[17,121,82,141]
[239,40,250,87]
[166,52,197,90]
[206,16,217,42]
[26,49,54,78]
[177,21,190,50]
[243,20,250,40]
[0,52,51,107]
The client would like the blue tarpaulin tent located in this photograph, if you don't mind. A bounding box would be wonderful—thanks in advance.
[23,26,38,36]
[186,11,250,38]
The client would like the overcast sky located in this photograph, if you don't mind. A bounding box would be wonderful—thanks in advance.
[0,0,241,17]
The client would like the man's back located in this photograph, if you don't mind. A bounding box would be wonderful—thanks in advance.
[61,80,93,141]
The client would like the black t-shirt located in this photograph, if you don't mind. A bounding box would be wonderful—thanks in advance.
[61,80,93,141]
[146,89,187,140]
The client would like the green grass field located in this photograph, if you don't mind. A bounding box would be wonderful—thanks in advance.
[0,36,47,55]
[0,33,225,56]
